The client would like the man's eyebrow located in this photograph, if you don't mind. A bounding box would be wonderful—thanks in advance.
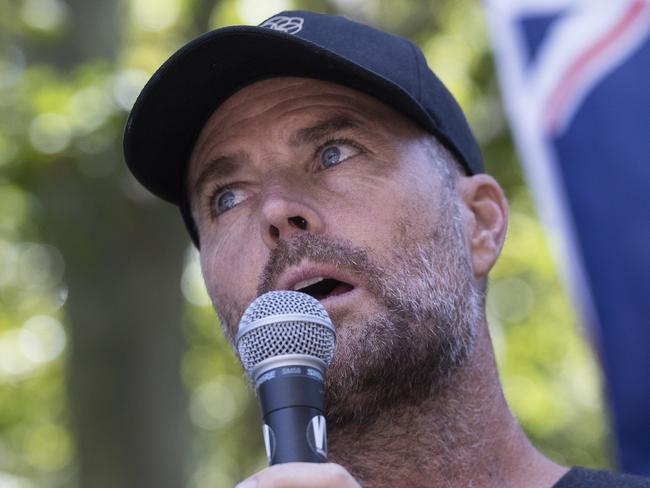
[191,115,364,197]
[290,114,365,146]
[192,153,246,197]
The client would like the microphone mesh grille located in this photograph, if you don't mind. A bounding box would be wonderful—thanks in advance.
[236,291,335,374]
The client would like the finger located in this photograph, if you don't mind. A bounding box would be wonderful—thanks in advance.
[235,462,360,488]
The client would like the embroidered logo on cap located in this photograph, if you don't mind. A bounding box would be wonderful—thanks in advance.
[260,16,304,35]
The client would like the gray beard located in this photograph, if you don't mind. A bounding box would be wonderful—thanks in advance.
[252,197,482,432]
[326,228,481,431]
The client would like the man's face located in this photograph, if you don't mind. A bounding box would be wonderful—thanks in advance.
[188,77,482,426]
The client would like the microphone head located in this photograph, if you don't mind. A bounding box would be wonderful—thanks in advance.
[236,291,336,378]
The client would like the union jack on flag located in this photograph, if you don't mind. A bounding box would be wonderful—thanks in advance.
[485,0,650,474]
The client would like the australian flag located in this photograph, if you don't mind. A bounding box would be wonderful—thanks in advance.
[485,0,650,474]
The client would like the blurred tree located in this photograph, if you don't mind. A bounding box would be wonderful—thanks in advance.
[2,0,188,486]
[36,0,189,485]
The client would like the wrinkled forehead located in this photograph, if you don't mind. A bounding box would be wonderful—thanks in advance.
[200,78,400,136]
[188,76,423,169]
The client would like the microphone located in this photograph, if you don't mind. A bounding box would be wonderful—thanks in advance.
[236,290,336,465]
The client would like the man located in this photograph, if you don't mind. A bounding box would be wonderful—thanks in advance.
[123,10,650,488]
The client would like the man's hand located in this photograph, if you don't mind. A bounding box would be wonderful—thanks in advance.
[235,462,361,488]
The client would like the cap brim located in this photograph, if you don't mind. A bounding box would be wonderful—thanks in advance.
[123,26,437,204]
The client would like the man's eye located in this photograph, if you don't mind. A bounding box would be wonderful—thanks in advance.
[319,141,361,168]
[212,187,246,215]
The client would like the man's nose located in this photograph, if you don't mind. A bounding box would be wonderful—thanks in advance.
[259,188,324,248]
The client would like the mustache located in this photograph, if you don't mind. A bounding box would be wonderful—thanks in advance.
[256,233,384,297]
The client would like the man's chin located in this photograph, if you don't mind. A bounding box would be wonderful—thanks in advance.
[324,288,388,332]
[323,305,478,432]
[322,313,416,429]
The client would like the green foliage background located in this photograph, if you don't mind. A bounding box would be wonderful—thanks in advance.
[0,0,612,486]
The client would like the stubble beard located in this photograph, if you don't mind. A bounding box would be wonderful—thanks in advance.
[248,196,483,432]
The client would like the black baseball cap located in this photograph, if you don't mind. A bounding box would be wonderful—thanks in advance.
[123,10,484,247]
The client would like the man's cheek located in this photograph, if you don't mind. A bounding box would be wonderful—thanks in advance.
[202,237,255,292]
[209,283,246,340]
[212,267,258,326]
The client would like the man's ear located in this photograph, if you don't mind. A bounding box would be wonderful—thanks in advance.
[457,174,509,278]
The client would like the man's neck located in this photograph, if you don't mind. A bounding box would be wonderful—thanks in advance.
[328,326,568,487]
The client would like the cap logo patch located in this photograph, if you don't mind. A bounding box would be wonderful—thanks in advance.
[260,16,304,35]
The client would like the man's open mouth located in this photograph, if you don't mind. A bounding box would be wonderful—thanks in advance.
[292,277,354,301]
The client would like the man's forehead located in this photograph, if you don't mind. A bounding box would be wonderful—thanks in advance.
[215,77,376,113]
[189,77,415,169]
[196,77,401,140]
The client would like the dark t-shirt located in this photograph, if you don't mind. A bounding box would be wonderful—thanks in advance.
[553,467,650,487]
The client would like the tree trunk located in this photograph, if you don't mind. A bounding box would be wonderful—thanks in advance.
[42,163,188,488]
[35,0,189,486]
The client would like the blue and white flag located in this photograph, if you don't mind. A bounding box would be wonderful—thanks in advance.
[485,0,650,474]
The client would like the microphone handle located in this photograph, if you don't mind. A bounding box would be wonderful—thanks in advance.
[256,365,328,465]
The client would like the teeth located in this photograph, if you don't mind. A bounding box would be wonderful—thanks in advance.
[293,276,325,291]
